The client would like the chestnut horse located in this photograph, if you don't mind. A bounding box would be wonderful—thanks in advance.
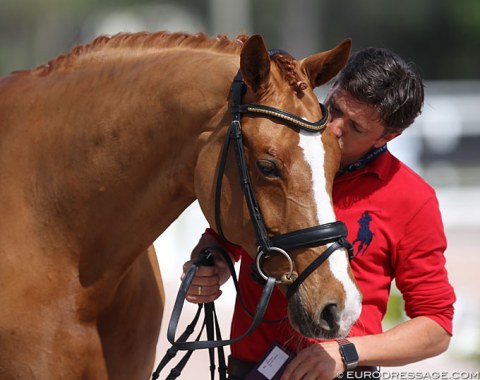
[0,32,361,379]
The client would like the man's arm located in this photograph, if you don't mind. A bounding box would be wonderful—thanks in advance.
[282,316,450,380]
[353,316,450,366]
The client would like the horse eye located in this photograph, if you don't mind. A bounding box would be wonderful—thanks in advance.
[256,159,282,178]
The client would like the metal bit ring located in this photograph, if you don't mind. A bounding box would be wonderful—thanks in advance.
[255,246,294,284]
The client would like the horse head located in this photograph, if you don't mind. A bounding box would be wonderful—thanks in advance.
[196,35,362,339]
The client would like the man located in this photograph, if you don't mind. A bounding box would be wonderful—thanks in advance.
[183,47,455,379]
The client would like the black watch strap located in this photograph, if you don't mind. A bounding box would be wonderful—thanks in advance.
[337,338,359,371]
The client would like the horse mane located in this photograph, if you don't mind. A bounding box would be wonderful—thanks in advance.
[31,31,249,75]
[31,31,308,93]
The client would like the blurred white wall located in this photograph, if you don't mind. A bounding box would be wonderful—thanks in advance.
[81,3,206,42]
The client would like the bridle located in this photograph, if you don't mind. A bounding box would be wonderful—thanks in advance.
[155,56,354,379]
[214,68,353,297]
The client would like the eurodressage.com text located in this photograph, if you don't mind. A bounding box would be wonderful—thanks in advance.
[343,372,479,380]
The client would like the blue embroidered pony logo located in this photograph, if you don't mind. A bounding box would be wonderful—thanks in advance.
[352,211,374,256]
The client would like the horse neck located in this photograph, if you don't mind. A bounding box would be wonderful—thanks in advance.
[4,49,237,283]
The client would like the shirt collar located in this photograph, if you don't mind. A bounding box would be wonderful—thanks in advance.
[337,144,388,177]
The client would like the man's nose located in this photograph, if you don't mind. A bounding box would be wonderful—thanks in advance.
[328,118,343,138]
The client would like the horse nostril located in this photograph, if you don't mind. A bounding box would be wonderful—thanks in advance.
[319,303,341,331]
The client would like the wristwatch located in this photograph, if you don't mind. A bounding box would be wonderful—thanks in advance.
[336,338,359,371]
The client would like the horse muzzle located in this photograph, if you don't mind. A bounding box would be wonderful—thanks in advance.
[288,293,341,339]
[288,284,362,340]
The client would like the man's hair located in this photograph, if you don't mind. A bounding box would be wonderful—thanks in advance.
[333,47,424,133]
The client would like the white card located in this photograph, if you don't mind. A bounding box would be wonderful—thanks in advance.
[257,345,290,380]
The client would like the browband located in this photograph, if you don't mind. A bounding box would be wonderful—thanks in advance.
[231,103,329,132]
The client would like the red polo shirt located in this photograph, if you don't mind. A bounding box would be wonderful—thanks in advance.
[205,149,455,363]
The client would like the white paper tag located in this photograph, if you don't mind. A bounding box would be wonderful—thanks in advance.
[257,345,290,380]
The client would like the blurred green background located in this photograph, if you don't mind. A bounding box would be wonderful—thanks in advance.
[1,0,480,80]
[1,0,478,375]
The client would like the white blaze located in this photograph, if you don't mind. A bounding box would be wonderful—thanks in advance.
[298,130,362,335]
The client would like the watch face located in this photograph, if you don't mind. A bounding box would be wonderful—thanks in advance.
[341,343,359,361]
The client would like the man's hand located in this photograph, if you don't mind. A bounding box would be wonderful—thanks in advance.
[182,260,224,304]
[182,232,233,304]
[281,341,345,380]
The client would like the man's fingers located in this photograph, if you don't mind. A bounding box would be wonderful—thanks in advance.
[182,262,218,276]
[188,284,220,296]
[185,290,223,304]
[181,250,229,305]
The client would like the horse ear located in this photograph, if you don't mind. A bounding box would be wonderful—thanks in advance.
[240,35,271,93]
[300,38,352,88]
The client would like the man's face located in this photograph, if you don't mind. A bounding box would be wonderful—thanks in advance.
[325,86,400,168]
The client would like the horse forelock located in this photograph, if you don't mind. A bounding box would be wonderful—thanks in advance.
[31,31,250,75]
[270,53,309,94]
